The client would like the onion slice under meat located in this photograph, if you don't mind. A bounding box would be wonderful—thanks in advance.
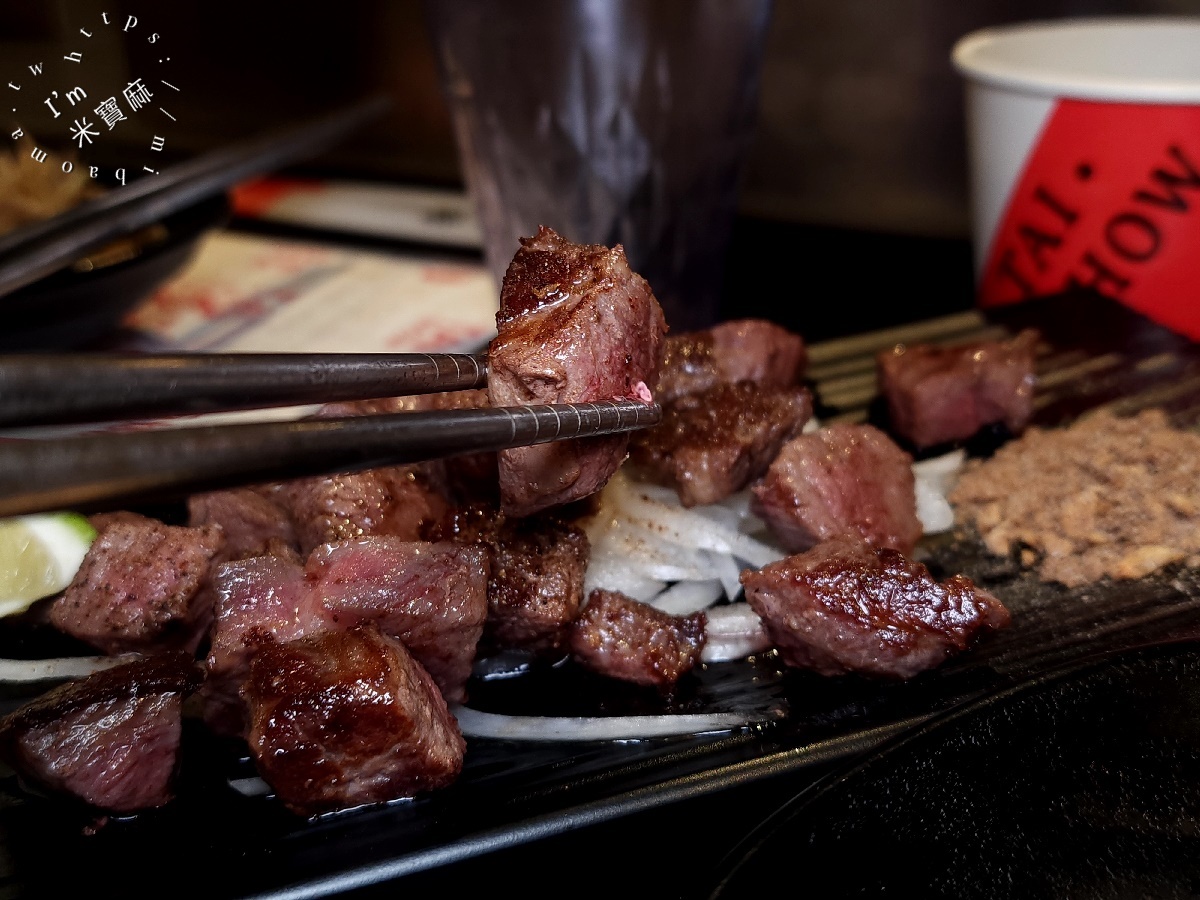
[701,603,771,663]
[0,653,138,682]
[451,704,771,741]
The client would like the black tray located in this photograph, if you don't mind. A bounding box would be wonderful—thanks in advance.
[707,637,1200,899]
[2,290,1199,898]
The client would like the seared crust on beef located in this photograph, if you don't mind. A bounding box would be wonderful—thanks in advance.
[569,589,706,688]
[244,625,465,817]
[655,318,807,404]
[741,535,1010,678]
[631,382,813,506]
[487,517,588,653]
[876,328,1039,450]
[275,466,449,554]
[429,506,590,656]
[488,226,667,517]
[49,520,224,655]
[751,423,922,554]
[0,652,201,812]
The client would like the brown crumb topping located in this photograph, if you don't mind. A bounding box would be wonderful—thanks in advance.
[948,408,1200,587]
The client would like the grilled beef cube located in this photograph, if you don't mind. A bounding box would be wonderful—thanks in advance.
[307,538,488,703]
[202,538,488,735]
[428,507,590,656]
[0,652,201,812]
[741,535,1010,678]
[631,382,813,507]
[569,589,706,688]
[188,487,298,564]
[876,328,1039,450]
[485,516,589,654]
[488,226,667,517]
[201,555,320,735]
[316,390,498,504]
[655,318,807,404]
[50,520,224,655]
[276,465,449,554]
[244,625,465,818]
[751,423,922,554]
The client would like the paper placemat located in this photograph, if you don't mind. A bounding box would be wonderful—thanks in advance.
[118,229,498,354]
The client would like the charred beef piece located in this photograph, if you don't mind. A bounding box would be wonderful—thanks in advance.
[741,535,1010,678]
[569,589,706,688]
[485,516,589,654]
[0,652,201,812]
[751,423,922,554]
[202,538,488,735]
[50,520,224,655]
[655,318,807,404]
[876,328,1039,450]
[188,487,298,564]
[631,382,813,507]
[316,389,498,505]
[275,465,450,555]
[487,226,667,517]
[428,506,590,656]
[243,624,465,818]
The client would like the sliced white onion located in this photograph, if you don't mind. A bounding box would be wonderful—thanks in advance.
[228,776,271,797]
[915,477,955,535]
[648,579,724,616]
[703,549,744,601]
[0,654,138,682]
[912,448,966,486]
[583,471,788,607]
[451,705,760,741]
[912,448,965,535]
[701,603,771,663]
[582,556,666,602]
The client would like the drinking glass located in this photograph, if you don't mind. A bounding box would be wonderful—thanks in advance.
[424,0,773,331]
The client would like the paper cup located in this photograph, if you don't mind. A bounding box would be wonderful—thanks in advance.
[953,17,1200,339]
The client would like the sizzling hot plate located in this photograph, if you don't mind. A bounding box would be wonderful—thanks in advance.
[1,291,1200,898]
[707,638,1200,900]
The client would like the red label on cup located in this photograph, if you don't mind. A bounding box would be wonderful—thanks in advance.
[979,99,1200,340]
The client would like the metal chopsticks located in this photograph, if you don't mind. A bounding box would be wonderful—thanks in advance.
[0,400,661,517]
[0,352,488,426]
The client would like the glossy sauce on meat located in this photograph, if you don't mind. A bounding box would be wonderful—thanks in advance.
[243,625,465,817]
[0,652,201,812]
[741,535,1010,678]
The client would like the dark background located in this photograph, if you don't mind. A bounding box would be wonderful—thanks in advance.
[7,0,1199,236]
[3,1,1198,338]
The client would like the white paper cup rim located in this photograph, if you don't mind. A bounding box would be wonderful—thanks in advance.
[953,16,1200,103]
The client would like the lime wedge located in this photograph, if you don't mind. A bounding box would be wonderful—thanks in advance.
[0,513,96,617]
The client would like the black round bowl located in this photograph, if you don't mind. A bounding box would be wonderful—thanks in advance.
[0,193,230,351]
